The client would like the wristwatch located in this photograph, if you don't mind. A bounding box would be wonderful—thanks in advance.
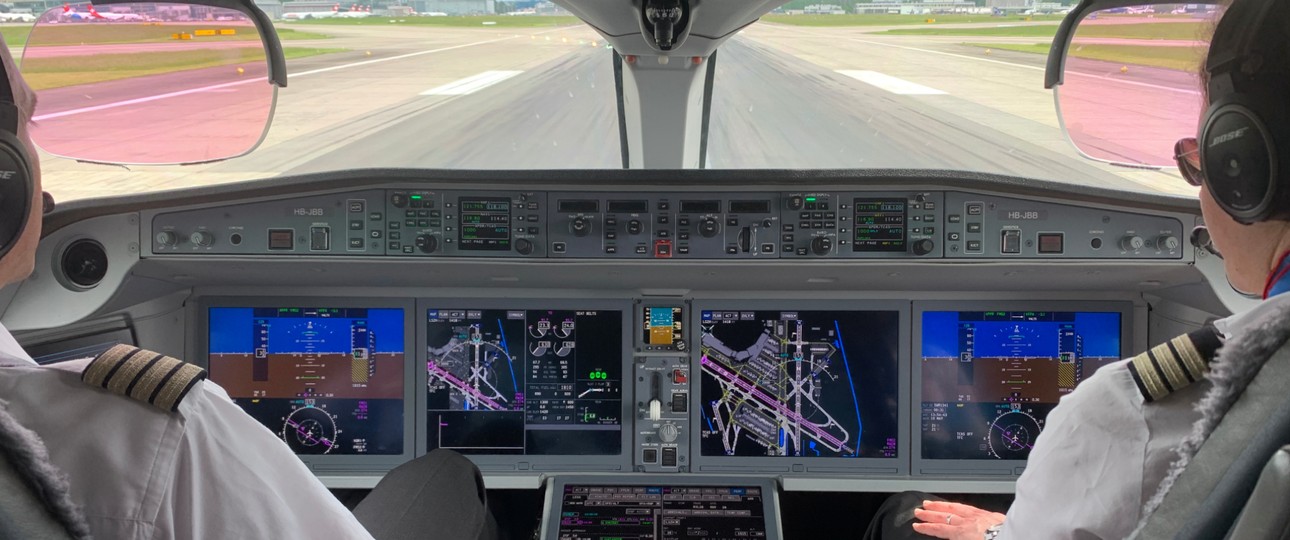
[984,524,1003,540]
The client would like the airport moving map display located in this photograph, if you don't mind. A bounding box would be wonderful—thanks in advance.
[426,309,623,455]
[920,311,1122,460]
[698,310,900,459]
[208,307,406,455]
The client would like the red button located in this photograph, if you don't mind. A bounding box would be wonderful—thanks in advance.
[672,369,687,384]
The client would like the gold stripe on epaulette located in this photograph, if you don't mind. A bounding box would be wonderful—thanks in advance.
[1153,343,1190,391]
[82,345,206,412]
[1173,335,1208,381]
[1132,352,1170,401]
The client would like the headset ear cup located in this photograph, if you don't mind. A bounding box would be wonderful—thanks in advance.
[0,129,32,260]
[1200,99,1279,224]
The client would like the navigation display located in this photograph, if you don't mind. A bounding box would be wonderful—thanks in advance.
[208,307,406,455]
[426,309,623,455]
[555,484,770,540]
[920,310,1122,460]
[698,310,900,459]
[459,197,511,251]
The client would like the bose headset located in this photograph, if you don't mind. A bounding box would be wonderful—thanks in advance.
[0,56,34,261]
[1200,0,1290,224]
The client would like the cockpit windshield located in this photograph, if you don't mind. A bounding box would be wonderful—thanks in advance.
[14,5,1206,201]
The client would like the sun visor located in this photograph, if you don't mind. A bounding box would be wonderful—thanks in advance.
[20,0,286,165]
[1045,0,1219,168]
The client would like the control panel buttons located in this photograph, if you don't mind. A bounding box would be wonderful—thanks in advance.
[189,231,214,247]
[787,196,804,211]
[1001,230,1022,254]
[155,231,178,246]
[658,423,680,443]
[627,220,643,235]
[515,238,534,255]
[643,449,658,463]
[810,236,832,256]
[570,216,591,237]
[913,239,935,256]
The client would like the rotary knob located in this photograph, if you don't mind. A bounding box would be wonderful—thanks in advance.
[658,423,679,443]
[787,196,804,211]
[189,231,214,247]
[627,220,643,236]
[570,216,591,237]
[155,231,179,246]
[912,239,935,256]
[1120,235,1145,252]
[1156,235,1180,251]
[698,218,719,238]
[810,236,832,256]
[416,234,438,254]
[515,238,534,255]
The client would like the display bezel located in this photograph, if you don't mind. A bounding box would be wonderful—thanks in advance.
[540,475,784,540]
[688,300,911,476]
[415,298,635,473]
[911,300,1134,477]
[193,296,418,471]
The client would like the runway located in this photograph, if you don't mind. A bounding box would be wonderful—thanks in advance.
[36,21,1201,201]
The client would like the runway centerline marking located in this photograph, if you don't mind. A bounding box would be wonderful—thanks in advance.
[836,70,946,95]
[33,27,569,122]
[421,71,523,96]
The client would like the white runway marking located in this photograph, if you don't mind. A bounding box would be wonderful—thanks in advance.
[421,71,524,96]
[836,70,947,95]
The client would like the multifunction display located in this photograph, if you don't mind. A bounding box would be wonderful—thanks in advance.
[208,307,406,455]
[426,309,623,455]
[920,311,1121,460]
[459,197,512,251]
[853,199,907,252]
[556,485,769,539]
[643,306,684,348]
[697,310,900,459]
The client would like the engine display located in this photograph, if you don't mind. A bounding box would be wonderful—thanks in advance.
[426,309,623,455]
[697,310,900,459]
[920,310,1122,460]
[208,307,406,455]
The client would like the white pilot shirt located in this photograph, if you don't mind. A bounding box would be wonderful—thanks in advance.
[998,293,1290,540]
[0,323,375,540]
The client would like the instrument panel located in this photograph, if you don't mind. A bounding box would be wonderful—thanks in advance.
[150,189,1185,260]
[194,296,1134,485]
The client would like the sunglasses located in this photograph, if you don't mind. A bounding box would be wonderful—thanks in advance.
[1175,137,1204,187]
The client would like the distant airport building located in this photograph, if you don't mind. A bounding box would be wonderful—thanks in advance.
[283,0,339,15]
[255,0,284,19]
[853,1,978,14]
[803,3,846,14]
[419,0,495,15]
[985,0,1029,8]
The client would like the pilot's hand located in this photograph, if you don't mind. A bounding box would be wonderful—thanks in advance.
[911,500,1006,540]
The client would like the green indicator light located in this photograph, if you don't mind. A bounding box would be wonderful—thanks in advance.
[410,195,422,200]
[806,197,817,201]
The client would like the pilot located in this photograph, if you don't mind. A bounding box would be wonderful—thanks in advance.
[0,39,492,539]
[865,1,1290,539]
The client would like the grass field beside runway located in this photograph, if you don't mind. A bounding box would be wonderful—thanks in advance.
[2,25,330,47]
[761,14,1065,26]
[23,46,344,89]
[885,21,1206,39]
[282,15,581,27]
[963,41,1203,71]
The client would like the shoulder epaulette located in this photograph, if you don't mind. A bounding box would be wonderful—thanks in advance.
[1128,325,1224,402]
[81,345,207,412]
